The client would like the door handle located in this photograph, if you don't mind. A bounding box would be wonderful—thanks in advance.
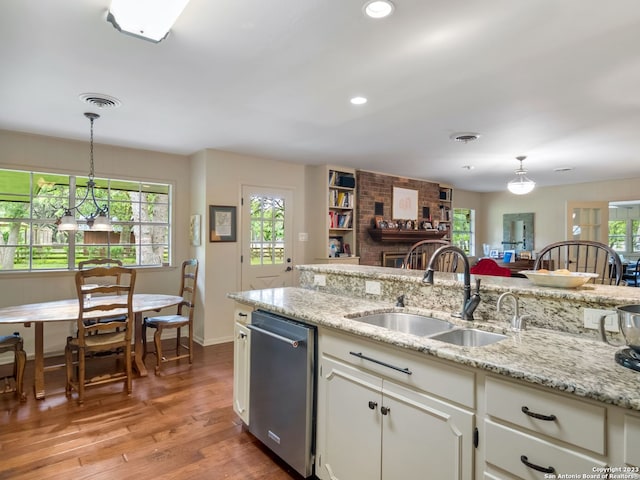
[285,266,293,272]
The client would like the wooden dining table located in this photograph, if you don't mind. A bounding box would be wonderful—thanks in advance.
[0,293,183,399]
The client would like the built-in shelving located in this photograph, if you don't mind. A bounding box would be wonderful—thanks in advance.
[306,165,359,264]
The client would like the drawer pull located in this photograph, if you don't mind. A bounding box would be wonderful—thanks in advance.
[520,455,555,474]
[521,406,557,422]
[349,351,412,375]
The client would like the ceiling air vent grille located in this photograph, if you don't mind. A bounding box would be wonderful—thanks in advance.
[79,93,122,109]
[450,132,481,143]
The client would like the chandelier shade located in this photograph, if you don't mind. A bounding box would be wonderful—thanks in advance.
[507,156,536,195]
[56,113,112,232]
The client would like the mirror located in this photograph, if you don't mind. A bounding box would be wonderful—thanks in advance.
[503,213,534,252]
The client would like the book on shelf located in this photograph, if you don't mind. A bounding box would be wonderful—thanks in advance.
[329,170,355,188]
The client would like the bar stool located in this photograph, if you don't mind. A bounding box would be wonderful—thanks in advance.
[0,332,27,402]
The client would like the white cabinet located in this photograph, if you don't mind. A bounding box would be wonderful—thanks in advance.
[315,329,475,480]
[232,305,252,424]
[483,375,607,479]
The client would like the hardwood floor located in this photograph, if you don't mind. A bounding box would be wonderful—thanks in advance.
[0,342,305,480]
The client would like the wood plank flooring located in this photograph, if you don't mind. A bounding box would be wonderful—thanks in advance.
[0,342,305,480]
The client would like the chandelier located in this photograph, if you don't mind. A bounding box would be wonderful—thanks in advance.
[507,156,536,195]
[57,113,112,232]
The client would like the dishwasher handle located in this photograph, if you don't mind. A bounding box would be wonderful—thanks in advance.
[247,324,301,348]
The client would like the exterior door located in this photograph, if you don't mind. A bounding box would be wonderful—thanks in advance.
[566,201,609,243]
[241,186,294,290]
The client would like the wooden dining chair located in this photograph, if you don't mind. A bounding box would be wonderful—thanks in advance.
[142,259,199,375]
[78,258,127,330]
[534,240,623,285]
[65,266,136,404]
[403,239,456,271]
[0,332,26,402]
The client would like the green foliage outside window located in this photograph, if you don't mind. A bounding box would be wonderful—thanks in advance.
[452,208,474,255]
[0,168,171,271]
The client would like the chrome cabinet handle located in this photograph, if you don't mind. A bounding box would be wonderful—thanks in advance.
[520,455,555,474]
[521,406,557,421]
[349,351,412,375]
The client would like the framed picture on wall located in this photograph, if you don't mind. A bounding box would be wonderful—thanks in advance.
[209,205,237,242]
[190,214,201,246]
[392,187,418,220]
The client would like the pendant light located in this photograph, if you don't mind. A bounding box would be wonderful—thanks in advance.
[507,156,536,195]
[57,113,112,232]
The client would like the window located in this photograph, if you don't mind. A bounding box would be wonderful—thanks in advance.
[249,195,285,265]
[609,219,640,254]
[452,208,475,256]
[0,168,171,271]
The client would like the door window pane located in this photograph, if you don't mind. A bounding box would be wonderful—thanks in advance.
[250,195,286,266]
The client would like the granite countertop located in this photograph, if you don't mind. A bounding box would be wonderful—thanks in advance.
[228,286,640,411]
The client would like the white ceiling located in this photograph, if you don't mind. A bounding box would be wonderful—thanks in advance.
[2,0,640,192]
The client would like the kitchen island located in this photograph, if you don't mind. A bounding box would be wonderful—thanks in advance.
[228,264,640,479]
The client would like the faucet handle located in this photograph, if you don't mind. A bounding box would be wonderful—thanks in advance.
[474,278,481,294]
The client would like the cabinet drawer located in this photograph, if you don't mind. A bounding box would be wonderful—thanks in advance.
[485,420,607,479]
[625,414,640,467]
[234,304,253,325]
[485,376,606,454]
[320,328,474,408]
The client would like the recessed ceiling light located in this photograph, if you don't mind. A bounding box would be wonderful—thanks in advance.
[363,0,395,19]
[350,96,368,105]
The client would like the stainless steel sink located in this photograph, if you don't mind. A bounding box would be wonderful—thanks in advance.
[350,312,456,337]
[429,328,507,347]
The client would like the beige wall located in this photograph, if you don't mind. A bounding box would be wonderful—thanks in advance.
[190,149,307,345]
[0,130,191,357]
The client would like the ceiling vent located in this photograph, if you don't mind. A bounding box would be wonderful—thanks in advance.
[450,132,480,143]
[79,93,122,109]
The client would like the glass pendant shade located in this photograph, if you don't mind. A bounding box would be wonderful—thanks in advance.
[91,214,112,231]
[57,213,78,231]
[507,156,535,195]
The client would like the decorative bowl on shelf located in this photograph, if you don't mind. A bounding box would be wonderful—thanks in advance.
[519,270,600,288]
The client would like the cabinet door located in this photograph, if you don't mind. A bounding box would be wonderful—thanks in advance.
[232,322,250,424]
[316,356,382,480]
[382,381,475,480]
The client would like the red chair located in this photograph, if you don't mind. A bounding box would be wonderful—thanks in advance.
[470,258,512,277]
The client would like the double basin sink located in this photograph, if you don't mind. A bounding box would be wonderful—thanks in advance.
[349,311,507,347]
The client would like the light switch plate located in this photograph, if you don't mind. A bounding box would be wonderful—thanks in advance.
[583,308,617,332]
[365,280,381,295]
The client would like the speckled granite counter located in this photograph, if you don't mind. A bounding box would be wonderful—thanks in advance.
[228,282,640,412]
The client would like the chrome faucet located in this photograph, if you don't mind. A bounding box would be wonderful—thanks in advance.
[497,292,527,331]
[423,245,481,321]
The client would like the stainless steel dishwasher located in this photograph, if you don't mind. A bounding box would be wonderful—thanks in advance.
[247,310,316,478]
